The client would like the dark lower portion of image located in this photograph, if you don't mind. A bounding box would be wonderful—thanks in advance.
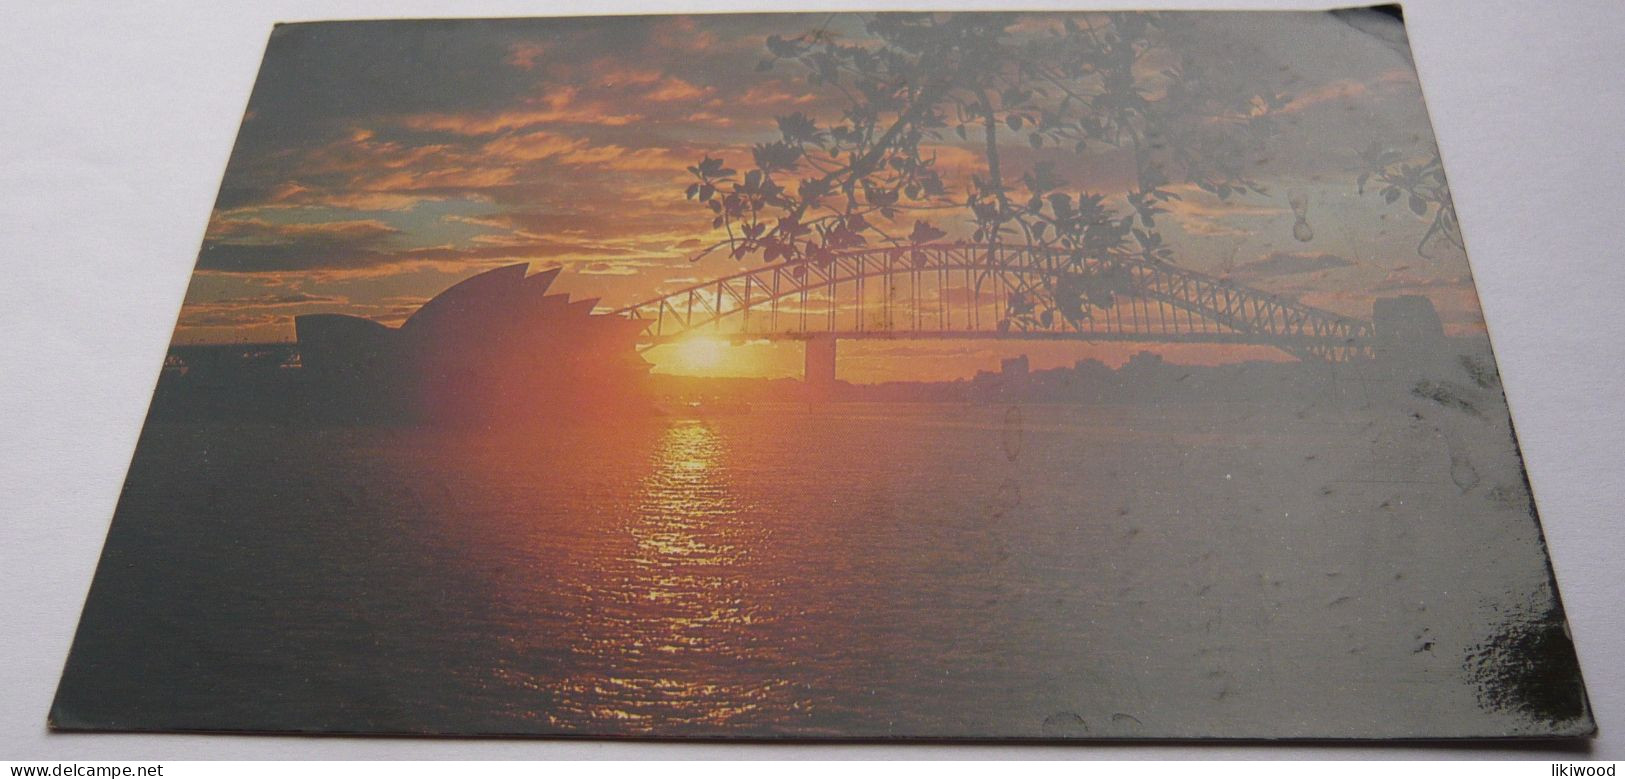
[51,347,1592,740]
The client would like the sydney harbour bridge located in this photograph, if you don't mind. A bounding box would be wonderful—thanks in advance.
[612,242,1377,383]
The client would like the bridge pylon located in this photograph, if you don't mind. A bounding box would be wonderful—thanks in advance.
[805,334,837,397]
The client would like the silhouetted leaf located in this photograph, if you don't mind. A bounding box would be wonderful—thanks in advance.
[908,220,947,244]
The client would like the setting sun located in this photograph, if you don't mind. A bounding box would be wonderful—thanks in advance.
[672,337,726,372]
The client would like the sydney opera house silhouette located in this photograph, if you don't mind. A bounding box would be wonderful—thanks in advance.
[288,263,651,423]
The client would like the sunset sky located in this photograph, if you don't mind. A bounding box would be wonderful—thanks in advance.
[177,11,1482,381]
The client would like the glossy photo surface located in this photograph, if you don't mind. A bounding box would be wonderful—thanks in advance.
[53,8,1593,740]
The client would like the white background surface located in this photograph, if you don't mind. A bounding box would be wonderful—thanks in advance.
[2,0,1621,760]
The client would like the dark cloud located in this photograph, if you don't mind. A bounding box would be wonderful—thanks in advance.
[197,218,399,272]
[238,20,547,146]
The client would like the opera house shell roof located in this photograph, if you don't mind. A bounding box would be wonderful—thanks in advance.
[295,263,650,423]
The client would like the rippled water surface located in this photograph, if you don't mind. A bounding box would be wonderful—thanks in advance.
[55,401,1586,738]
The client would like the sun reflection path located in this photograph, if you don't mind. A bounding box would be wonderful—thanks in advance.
[547,420,801,733]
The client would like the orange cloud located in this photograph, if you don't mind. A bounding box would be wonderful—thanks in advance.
[683,111,735,127]
[479,130,693,172]
[643,76,713,103]
[648,16,722,53]
[505,41,549,70]
[206,215,397,244]
[478,130,587,162]
[263,183,435,212]
[399,87,642,134]
[587,63,664,88]
[1278,67,1415,115]
[364,165,516,192]
[733,82,820,107]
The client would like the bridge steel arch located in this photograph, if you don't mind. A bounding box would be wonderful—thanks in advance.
[613,243,1374,362]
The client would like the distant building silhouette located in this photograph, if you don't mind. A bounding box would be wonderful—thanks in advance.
[1372,294,1446,361]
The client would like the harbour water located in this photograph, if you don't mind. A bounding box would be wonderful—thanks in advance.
[52,399,1587,738]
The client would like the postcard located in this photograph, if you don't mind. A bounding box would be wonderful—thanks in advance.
[52,8,1592,740]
